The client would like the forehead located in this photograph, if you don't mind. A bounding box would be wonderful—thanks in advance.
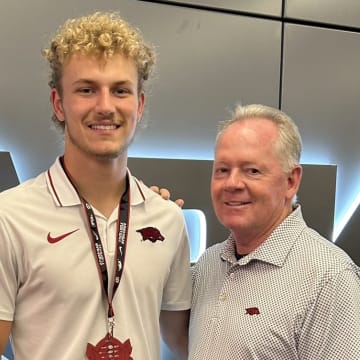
[63,52,136,73]
[214,118,284,170]
[217,118,278,149]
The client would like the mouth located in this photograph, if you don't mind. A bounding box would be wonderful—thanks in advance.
[225,201,251,206]
[89,124,120,130]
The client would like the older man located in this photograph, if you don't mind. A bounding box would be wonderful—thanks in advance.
[189,104,360,359]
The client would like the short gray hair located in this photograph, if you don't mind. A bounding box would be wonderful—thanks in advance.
[216,104,302,173]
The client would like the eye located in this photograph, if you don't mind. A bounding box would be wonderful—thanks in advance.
[113,87,130,96]
[247,168,261,176]
[213,166,229,177]
[77,87,94,95]
[215,166,227,173]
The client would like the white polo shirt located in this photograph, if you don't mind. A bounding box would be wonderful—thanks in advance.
[190,206,360,359]
[0,157,191,360]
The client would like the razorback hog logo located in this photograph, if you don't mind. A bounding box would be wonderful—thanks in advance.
[136,227,165,243]
[245,307,260,315]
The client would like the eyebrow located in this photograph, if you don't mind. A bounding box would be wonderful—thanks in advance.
[72,79,135,87]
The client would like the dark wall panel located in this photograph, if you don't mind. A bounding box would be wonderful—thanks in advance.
[0,152,19,192]
[281,24,360,256]
[128,158,337,247]
[337,207,360,266]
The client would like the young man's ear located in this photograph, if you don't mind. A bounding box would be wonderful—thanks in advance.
[136,91,145,124]
[51,88,65,122]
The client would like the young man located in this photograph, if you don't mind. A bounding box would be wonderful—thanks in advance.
[0,12,191,360]
[189,104,360,359]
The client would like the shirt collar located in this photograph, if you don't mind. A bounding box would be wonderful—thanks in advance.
[46,157,146,207]
[220,206,307,267]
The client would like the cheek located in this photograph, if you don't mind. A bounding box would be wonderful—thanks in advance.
[67,101,88,115]
[265,183,287,205]
[211,184,223,212]
[210,181,219,199]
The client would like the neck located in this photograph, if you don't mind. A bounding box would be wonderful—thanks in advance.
[62,153,127,217]
[233,234,265,254]
[232,206,294,254]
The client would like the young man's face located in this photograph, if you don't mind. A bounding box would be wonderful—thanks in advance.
[51,53,144,161]
[211,118,301,243]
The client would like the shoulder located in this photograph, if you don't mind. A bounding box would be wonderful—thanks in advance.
[296,225,359,276]
[0,172,47,216]
[192,242,226,277]
[0,173,44,201]
[130,175,184,216]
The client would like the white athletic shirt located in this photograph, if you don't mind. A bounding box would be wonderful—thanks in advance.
[0,157,191,359]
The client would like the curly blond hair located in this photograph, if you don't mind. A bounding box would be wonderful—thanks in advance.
[43,11,156,130]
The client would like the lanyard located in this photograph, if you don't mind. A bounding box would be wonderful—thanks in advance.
[60,157,130,335]
[82,177,130,335]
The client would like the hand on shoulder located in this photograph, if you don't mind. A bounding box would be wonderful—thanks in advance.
[150,185,184,208]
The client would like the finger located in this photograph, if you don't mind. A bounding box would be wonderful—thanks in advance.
[150,185,160,194]
[159,188,170,200]
[175,198,184,208]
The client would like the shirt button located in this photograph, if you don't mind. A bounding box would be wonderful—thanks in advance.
[230,272,235,279]
[219,293,227,302]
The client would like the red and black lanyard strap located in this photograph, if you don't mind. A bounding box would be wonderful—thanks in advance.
[81,176,130,335]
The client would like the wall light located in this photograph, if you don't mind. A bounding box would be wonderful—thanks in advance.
[183,209,207,262]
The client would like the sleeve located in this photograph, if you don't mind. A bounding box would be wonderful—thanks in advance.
[161,214,192,311]
[0,216,18,321]
[299,267,360,359]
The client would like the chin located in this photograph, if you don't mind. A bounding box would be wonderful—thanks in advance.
[92,153,120,161]
[90,145,127,159]
[222,219,248,232]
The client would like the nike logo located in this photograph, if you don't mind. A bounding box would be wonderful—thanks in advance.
[47,229,79,244]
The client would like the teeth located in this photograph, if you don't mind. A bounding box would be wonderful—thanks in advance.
[91,125,117,130]
[227,201,245,205]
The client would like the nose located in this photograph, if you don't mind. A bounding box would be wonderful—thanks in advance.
[95,89,115,116]
[224,170,245,190]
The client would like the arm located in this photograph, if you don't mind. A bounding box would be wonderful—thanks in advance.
[160,309,190,360]
[299,268,360,359]
[0,320,12,354]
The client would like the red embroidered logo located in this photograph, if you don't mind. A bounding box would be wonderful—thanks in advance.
[245,307,260,315]
[136,227,165,243]
[47,229,79,244]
